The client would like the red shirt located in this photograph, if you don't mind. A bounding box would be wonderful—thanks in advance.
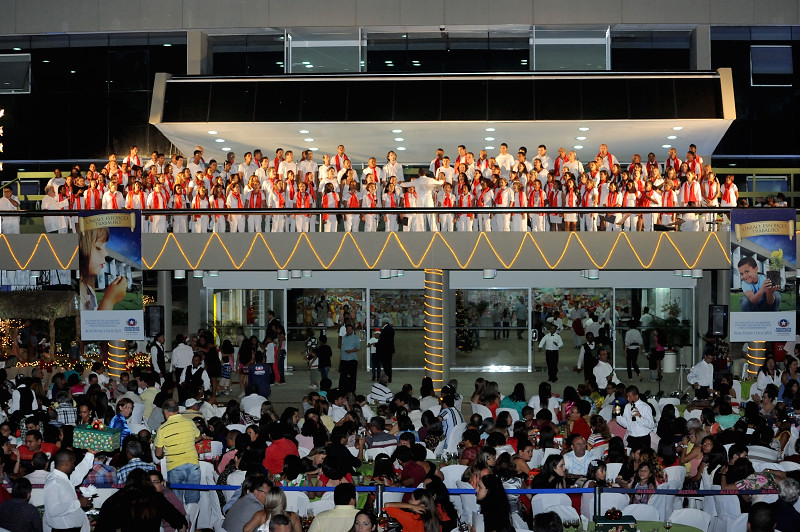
[262,437,299,476]
[19,442,59,461]
[569,418,592,441]
[400,461,427,502]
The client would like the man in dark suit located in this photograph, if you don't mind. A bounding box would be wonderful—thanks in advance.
[376,318,396,383]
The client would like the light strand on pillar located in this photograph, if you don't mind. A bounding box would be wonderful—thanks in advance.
[0,108,5,173]
[107,340,128,378]
[746,341,767,376]
[423,269,445,392]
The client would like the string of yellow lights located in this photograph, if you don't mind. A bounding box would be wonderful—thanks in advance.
[423,269,445,391]
[0,230,733,271]
[745,341,767,375]
[107,341,128,378]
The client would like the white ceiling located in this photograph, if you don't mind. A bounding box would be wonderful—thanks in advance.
[155,118,733,167]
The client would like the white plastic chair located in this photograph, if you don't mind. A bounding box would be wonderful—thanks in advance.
[298,446,311,458]
[588,444,608,461]
[598,405,613,422]
[713,493,741,532]
[605,462,623,481]
[440,464,468,489]
[543,447,561,461]
[528,449,544,469]
[648,398,663,421]
[728,513,748,532]
[284,490,310,515]
[778,460,800,471]
[658,397,680,408]
[433,439,446,458]
[364,446,395,461]
[544,505,580,523]
[598,493,630,515]
[470,402,493,420]
[226,423,248,433]
[457,480,479,525]
[444,422,468,453]
[531,493,572,514]
[684,409,702,420]
[669,508,712,532]
[649,483,677,521]
[496,408,520,422]
[622,503,660,521]
[731,380,742,402]
[664,465,686,489]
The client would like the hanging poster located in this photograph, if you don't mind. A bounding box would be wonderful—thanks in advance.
[730,208,796,341]
[78,211,144,340]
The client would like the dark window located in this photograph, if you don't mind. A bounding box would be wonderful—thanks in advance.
[394,81,440,121]
[346,81,394,121]
[441,80,487,121]
[488,80,534,121]
[301,82,347,122]
[254,82,301,122]
[163,82,211,122]
[209,82,256,122]
[580,79,628,120]
[535,80,581,120]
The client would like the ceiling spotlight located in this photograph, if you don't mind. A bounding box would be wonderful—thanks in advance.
[485,128,496,132]
[380,269,391,279]
[299,129,309,134]
[394,137,404,142]
[70,70,76,74]
[174,270,186,279]
[485,137,495,141]
[193,270,204,278]
[291,270,302,279]
[392,129,402,133]
[163,43,172,47]
[277,269,289,280]
[42,60,50,63]
[302,270,313,278]
[667,135,677,140]
[304,64,314,68]
[672,126,683,131]
[309,147,318,151]
[485,146,495,150]
[302,61,310,65]
[574,145,584,150]
[222,147,231,151]
[397,147,406,151]
[208,130,218,135]
[483,269,497,279]
[12,47,21,51]
[304,138,314,142]
[578,127,590,131]
[208,270,220,277]
[215,138,225,143]
[576,136,586,141]
[662,144,672,149]
[587,269,600,280]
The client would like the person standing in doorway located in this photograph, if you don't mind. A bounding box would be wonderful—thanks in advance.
[339,323,360,394]
[376,319,396,383]
[539,324,564,383]
[514,297,527,340]
[624,322,644,382]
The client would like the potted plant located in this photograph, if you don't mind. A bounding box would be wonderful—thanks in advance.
[767,249,784,290]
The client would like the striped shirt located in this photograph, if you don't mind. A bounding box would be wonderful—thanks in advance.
[154,414,200,471]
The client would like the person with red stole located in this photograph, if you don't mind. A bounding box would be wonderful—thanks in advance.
[267,179,287,232]
[191,185,210,233]
[321,182,339,233]
[226,182,246,233]
[244,175,265,233]
[510,180,527,232]
[436,181,456,232]
[170,182,189,233]
[294,180,314,233]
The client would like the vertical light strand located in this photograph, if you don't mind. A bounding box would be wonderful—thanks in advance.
[0,107,5,173]
[424,269,444,392]
[746,341,767,376]
[107,340,127,378]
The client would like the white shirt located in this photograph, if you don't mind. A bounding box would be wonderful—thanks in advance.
[593,360,617,387]
[436,166,455,185]
[187,161,205,178]
[298,160,319,183]
[755,370,782,399]
[10,385,38,414]
[615,399,655,437]
[0,195,20,234]
[383,161,404,181]
[538,331,564,351]
[624,329,644,349]
[44,452,94,532]
[238,161,259,181]
[564,450,592,476]
[330,404,347,423]
[687,359,713,388]
[41,194,70,232]
[495,153,515,176]
[171,343,194,370]
[278,161,298,180]
[535,154,552,170]
[242,394,268,419]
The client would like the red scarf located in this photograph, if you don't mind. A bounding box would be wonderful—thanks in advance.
[566,190,577,207]
[597,152,614,168]
[110,192,119,210]
[367,194,376,208]
[495,188,507,206]
[722,184,734,203]
[476,159,488,171]
[322,193,338,221]
[277,193,285,209]
[666,156,680,171]
[530,189,545,216]
[249,190,262,208]
[547,190,558,207]
[517,191,525,208]
[232,192,242,209]
[334,154,348,172]
[387,193,396,208]
[404,191,417,207]
[607,192,618,207]
[273,156,283,170]
[554,156,567,175]
[348,194,359,208]
[85,189,101,209]
[432,158,442,172]
[443,194,452,207]
[704,180,718,200]
[213,197,225,220]
[128,191,145,209]
[458,194,472,218]
[478,189,490,207]
[174,194,184,209]
[193,195,206,210]
[582,190,594,207]
[152,191,164,209]
[688,160,702,176]
[663,191,675,208]
[286,180,295,201]
[296,192,310,212]
[683,182,697,204]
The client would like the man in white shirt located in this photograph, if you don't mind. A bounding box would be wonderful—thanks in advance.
[536,145,552,170]
[495,143,514,177]
[44,449,96,532]
[239,152,259,182]
[328,390,348,423]
[538,324,564,383]
[278,150,298,180]
[687,351,715,397]
[624,322,644,381]
[597,144,619,171]
[592,348,617,391]
[0,186,20,234]
[171,334,194,394]
[171,155,185,181]
[298,150,318,185]
[187,150,205,178]
[429,148,444,174]
[362,157,384,185]
[436,156,455,184]
[41,185,70,233]
[563,434,592,476]
[615,385,655,451]
[383,151,404,183]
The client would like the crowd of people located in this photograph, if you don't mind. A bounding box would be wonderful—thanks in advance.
[1,140,775,235]
[0,311,796,532]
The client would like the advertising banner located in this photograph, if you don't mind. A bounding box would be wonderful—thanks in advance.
[78,211,144,340]
[730,208,796,341]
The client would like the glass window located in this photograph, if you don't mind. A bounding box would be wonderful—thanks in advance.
[751,45,793,86]
[289,29,359,74]
[534,26,608,71]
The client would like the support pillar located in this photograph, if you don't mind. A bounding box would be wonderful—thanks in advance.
[157,271,172,347]
[187,275,207,335]
[424,269,450,391]
[691,25,711,71]
[107,340,127,378]
[186,30,209,75]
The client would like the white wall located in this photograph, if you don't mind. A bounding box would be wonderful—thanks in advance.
[1,0,798,35]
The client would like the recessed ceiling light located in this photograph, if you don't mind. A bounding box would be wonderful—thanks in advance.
[728,163,737,167]
[163,43,172,47]
[207,130,218,135]
[667,135,677,140]
[12,47,21,51]
[304,138,314,142]
[485,146,495,150]
[578,127,590,131]
[215,138,225,143]
[397,147,406,151]
[574,145,584,150]
[662,144,672,148]
[302,61,310,65]
[672,126,683,131]
[576,136,586,141]
[394,137,404,142]
[485,127,495,132]
[70,70,76,74]
[309,147,318,151]
[304,64,314,68]
[299,130,309,134]
[401,34,407,38]
[222,147,231,152]
[42,60,50,63]
[485,137,495,141]
[18,168,25,171]
[392,129,402,133]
